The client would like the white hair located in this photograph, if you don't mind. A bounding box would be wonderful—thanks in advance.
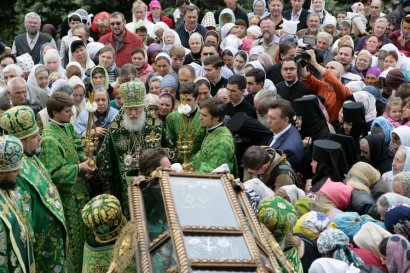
[317,31,333,46]
[7,77,27,92]
[123,110,146,132]
[25,12,41,23]
[3,64,23,77]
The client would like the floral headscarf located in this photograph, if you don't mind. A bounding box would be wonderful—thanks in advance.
[386,235,410,273]
[385,204,410,241]
[293,211,330,241]
[329,212,384,239]
[317,228,365,267]
[257,196,298,243]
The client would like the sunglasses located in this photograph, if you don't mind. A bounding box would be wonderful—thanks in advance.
[110,22,122,26]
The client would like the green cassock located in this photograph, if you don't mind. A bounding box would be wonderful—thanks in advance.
[165,107,206,162]
[38,122,90,273]
[0,190,35,273]
[15,155,67,273]
[190,126,236,174]
[97,109,175,218]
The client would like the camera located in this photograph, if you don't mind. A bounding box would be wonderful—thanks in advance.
[294,45,324,68]
[303,35,317,46]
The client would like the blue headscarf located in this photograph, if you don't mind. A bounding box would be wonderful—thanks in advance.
[371,116,394,144]
[331,212,385,240]
[363,86,387,106]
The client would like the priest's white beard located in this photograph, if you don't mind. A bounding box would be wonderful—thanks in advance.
[123,111,146,132]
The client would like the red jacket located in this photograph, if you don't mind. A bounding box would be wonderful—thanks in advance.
[147,15,174,29]
[99,29,144,68]
[389,29,410,56]
[302,69,352,123]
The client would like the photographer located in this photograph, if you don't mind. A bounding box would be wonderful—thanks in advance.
[299,50,352,124]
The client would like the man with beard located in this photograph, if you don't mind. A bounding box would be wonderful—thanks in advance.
[38,91,94,273]
[0,135,35,272]
[252,17,279,56]
[296,13,321,39]
[97,80,175,217]
[1,106,67,273]
[12,12,56,64]
[267,0,284,30]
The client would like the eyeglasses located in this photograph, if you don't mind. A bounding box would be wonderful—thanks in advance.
[110,22,122,26]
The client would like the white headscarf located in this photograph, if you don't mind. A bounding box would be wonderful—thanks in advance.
[220,23,236,40]
[66,61,86,81]
[392,126,410,147]
[44,49,66,78]
[68,36,95,70]
[309,258,360,273]
[353,222,391,258]
[249,46,265,59]
[280,185,306,204]
[380,43,410,70]
[26,64,51,96]
[162,29,182,53]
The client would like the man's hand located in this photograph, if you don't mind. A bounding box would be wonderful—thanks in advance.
[93,127,107,138]
[305,49,318,66]
[398,33,406,47]
[79,158,95,174]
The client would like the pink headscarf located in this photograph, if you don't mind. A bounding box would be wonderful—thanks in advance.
[319,178,353,210]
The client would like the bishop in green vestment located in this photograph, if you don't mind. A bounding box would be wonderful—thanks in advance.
[190,97,236,174]
[1,106,68,273]
[0,135,35,273]
[97,81,175,218]
[38,92,95,273]
[165,84,206,162]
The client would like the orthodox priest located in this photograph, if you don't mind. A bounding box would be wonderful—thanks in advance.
[97,80,175,217]
[190,97,236,174]
[0,135,35,273]
[1,106,67,273]
[38,91,95,273]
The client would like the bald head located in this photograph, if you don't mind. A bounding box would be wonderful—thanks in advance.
[326,61,344,78]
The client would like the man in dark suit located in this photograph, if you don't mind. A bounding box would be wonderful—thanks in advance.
[12,12,56,64]
[266,99,304,171]
[282,0,310,31]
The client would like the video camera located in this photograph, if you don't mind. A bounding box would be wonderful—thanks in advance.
[294,35,324,67]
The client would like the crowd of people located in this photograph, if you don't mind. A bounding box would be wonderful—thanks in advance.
[0,0,410,271]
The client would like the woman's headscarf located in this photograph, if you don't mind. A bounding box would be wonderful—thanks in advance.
[392,172,410,197]
[250,0,269,18]
[162,29,182,53]
[386,235,410,273]
[90,65,110,89]
[86,42,105,61]
[347,162,381,189]
[218,8,236,28]
[188,32,203,53]
[362,85,387,107]
[245,60,265,71]
[249,46,265,60]
[26,64,51,95]
[294,197,313,217]
[221,34,242,50]
[308,258,359,273]
[220,23,236,40]
[384,204,410,241]
[364,134,394,174]
[233,50,248,76]
[153,22,170,44]
[392,126,410,148]
[257,53,274,71]
[318,179,353,210]
[44,48,66,78]
[371,117,394,144]
[352,91,377,123]
[330,212,384,240]
[91,12,111,36]
[380,43,410,70]
[68,36,95,70]
[293,211,330,241]
[276,185,306,204]
[353,222,391,258]
[317,228,365,267]
[66,61,86,80]
[257,196,298,243]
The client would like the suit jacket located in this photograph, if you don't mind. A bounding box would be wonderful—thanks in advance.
[282,9,309,31]
[268,125,303,171]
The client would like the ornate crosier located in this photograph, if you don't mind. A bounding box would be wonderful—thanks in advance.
[84,92,99,169]
[177,95,193,172]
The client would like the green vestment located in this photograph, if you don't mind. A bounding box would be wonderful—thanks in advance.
[190,125,236,174]
[97,109,175,217]
[165,107,206,162]
[16,155,67,273]
[82,242,135,273]
[38,122,90,273]
[0,190,35,273]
